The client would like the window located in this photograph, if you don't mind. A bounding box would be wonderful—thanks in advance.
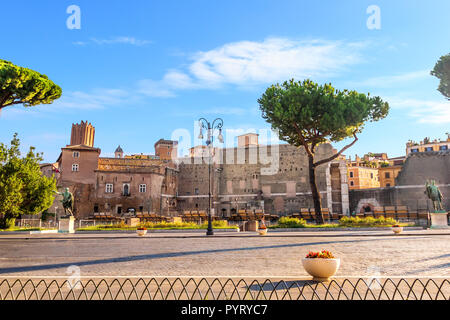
[139,184,147,193]
[411,148,419,153]
[93,204,99,213]
[425,147,433,152]
[349,171,354,178]
[73,151,79,158]
[386,183,391,187]
[385,172,390,178]
[194,188,199,195]
[370,173,374,179]
[350,181,354,186]
[105,184,113,193]
[123,184,130,196]
[440,145,448,150]
[72,164,79,172]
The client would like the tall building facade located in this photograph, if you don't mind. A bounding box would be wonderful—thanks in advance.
[176,133,349,216]
[48,122,178,218]
[46,122,349,218]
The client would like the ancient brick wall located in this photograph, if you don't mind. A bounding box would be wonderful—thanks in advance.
[176,143,346,216]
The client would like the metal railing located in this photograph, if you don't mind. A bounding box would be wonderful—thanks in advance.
[1,277,448,300]
[15,219,58,229]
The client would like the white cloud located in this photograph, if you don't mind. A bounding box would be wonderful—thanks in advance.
[139,37,366,96]
[162,70,198,89]
[389,97,450,124]
[72,41,87,46]
[138,79,176,98]
[52,88,130,111]
[353,70,430,88]
[0,88,132,119]
[187,38,363,86]
[204,107,248,116]
[74,37,152,46]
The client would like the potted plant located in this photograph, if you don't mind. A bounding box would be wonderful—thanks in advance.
[392,224,403,234]
[136,226,147,237]
[258,219,268,236]
[302,250,340,281]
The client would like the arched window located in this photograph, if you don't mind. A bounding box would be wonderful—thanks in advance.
[123,184,130,196]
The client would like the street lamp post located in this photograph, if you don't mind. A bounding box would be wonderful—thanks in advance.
[198,117,224,236]
[55,206,58,229]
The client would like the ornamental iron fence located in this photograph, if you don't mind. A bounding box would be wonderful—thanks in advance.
[0,277,448,300]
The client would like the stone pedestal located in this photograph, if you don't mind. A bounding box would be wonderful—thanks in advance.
[126,218,140,227]
[430,211,449,229]
[58,216,75,233]
[239,221,259,232]
[246,220,259,231]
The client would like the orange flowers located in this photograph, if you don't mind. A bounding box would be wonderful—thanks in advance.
[305,250,335,259]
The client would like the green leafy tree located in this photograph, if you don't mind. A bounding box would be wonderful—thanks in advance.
[0,59,62,111]
[258,79,389,223]
[431,53,450,100]
[0,134,57,229]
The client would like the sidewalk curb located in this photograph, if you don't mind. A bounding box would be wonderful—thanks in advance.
[76,228,240,234]
[267,227,425,232]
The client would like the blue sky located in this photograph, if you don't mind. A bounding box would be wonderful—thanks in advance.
[1,0,449,162]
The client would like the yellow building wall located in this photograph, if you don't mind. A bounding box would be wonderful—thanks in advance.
[379,166,402,187]
[347,167,380,190]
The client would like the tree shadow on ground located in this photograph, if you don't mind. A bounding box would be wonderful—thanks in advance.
[0,236,425,274]
[246,280,315,291]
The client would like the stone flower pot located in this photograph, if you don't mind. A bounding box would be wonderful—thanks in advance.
[136,229,147,237]
[258,228,268,236]
[302,258,340,281]
[392,226,403,234]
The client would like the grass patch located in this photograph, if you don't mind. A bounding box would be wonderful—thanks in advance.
[269,217,307,229]
[0,227,56,232]
[269,216,412,229]
[77,220,238,231]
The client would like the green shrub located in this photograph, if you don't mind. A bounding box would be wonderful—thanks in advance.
[277,217,307,228]
[140,221,199,229]
[201,220,229,228]
[338,216,398,227]
[0,217,16,229]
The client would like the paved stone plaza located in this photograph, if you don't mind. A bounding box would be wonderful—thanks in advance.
[0,230,449,278]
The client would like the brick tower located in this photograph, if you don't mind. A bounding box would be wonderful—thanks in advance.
[70,121,95,147]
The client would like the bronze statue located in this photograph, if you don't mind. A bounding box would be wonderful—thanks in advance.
[425,180,444,212]
[54,188,74,216]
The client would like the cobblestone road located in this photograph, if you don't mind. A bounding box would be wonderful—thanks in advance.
[0,230,449,278]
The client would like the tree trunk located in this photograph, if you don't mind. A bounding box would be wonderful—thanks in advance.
[308,155,324,224]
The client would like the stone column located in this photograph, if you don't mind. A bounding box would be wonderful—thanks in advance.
[325,162,333,212]
[339,161,350,216]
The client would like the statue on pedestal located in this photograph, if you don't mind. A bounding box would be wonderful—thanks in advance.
[54,188,74,217]
[425,180,444,212]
